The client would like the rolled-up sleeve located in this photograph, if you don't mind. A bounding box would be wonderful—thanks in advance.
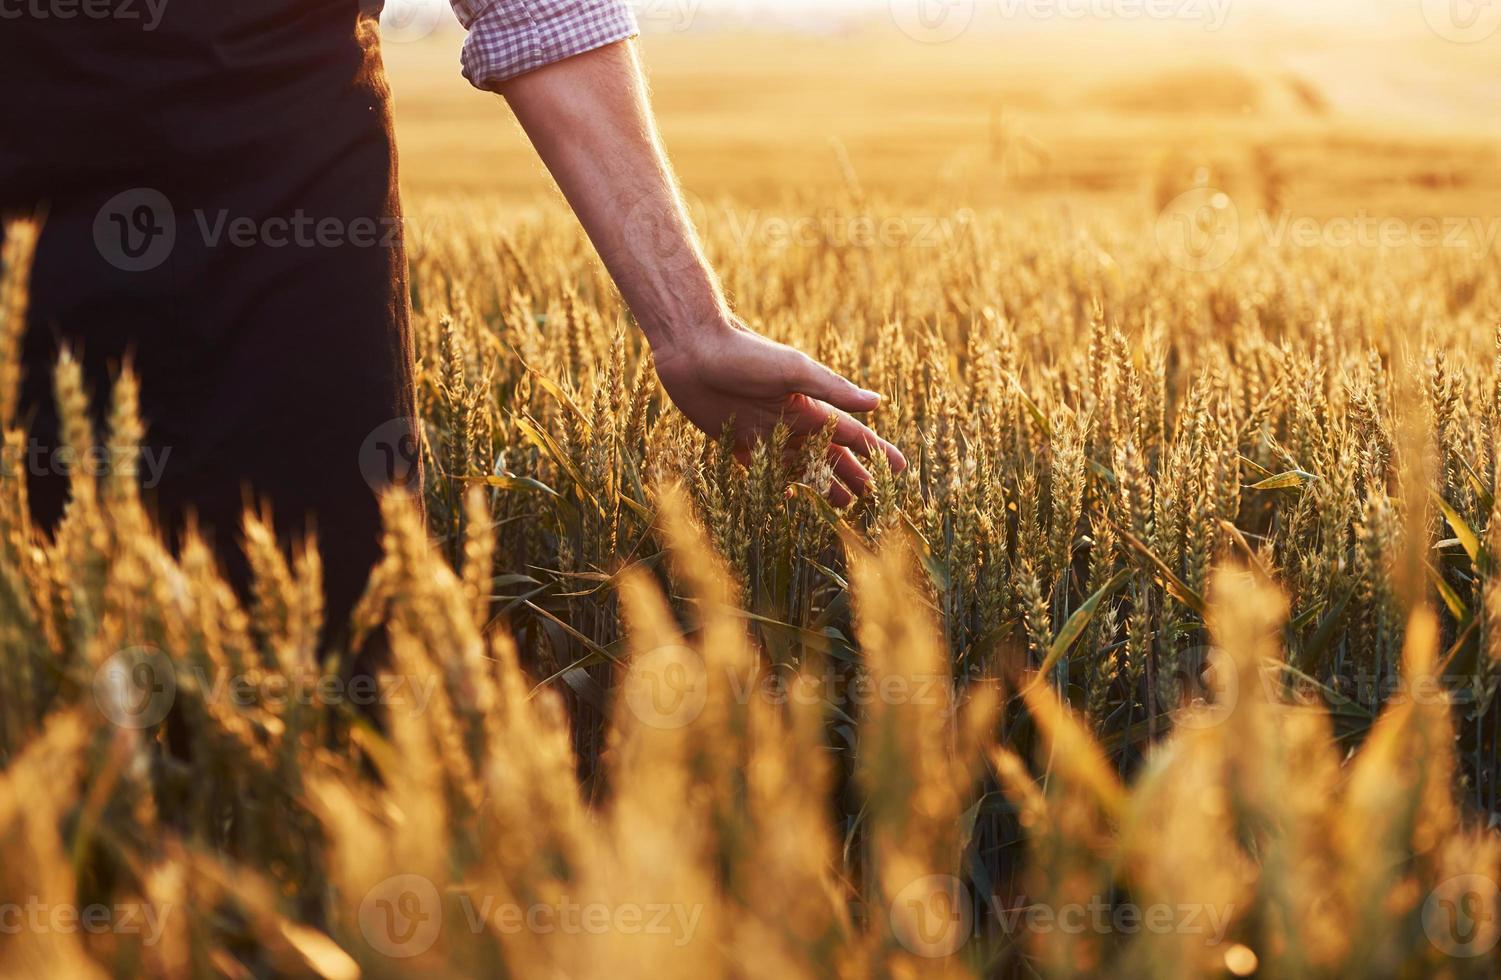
[451,0,640,91]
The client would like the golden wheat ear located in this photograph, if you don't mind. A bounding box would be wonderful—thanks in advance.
[0,222,39,568]
[0,219,39,433]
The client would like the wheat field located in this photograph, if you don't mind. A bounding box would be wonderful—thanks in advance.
[3,15,1501,980]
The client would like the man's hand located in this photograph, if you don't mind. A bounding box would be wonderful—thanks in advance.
[493,40,904,502]
[654,321,906,504]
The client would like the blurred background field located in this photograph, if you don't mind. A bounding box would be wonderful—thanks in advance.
[6,2,1501,978]
[384,1,1501,217]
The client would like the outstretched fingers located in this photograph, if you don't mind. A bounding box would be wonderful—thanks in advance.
[827,407,907,475]
[791,353,882,414]
[828,444,874,498]
[782,394,908,478]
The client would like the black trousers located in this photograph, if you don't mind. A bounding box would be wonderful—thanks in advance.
[0,0,420,645]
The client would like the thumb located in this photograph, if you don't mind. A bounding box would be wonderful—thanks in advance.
[792,353,881,413]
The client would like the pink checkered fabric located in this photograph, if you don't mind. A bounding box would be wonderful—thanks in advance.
[451,0,640,90]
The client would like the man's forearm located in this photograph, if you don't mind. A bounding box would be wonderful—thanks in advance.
[490,38,907,497]
[494,41,727,358]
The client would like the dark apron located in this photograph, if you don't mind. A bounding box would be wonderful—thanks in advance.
[0,0,419,645]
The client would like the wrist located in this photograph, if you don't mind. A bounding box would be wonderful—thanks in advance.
[646,312,739,369]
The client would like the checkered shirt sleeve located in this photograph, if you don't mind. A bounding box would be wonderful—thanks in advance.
[451,0,641,90]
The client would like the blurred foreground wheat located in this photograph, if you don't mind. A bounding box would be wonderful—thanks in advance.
[1,196,1499,978]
